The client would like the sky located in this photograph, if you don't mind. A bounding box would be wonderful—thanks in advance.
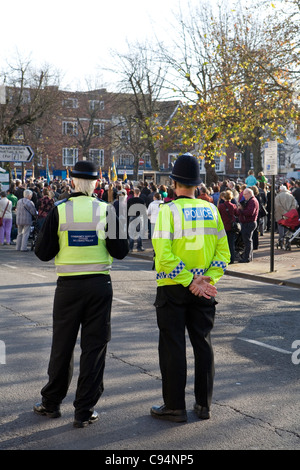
[0,0,207,91]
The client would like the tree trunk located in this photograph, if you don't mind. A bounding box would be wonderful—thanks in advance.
[204,158,218,186]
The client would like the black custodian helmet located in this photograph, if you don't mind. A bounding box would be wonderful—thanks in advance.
[170,153,201,186]
[70,161,98,180]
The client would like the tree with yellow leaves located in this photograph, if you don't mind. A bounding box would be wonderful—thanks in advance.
[155,2,299,184]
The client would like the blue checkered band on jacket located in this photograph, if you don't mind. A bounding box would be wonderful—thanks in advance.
[156,261,185,280]
[156,260,227,280]
[210,261,227,273]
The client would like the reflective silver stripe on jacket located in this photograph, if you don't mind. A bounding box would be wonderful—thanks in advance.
[56,263,112,274]
[152,201,225,239]
[153,227,225,239]
[60,200,106,231]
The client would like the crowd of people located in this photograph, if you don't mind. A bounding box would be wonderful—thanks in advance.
[0,171,299,260]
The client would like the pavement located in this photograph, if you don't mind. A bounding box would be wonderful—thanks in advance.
[129,230,300,289]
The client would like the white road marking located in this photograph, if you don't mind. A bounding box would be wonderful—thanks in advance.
[238,337,292,355]
[2,264,17,269]
[113,297,134,305]
[29,272,47,278]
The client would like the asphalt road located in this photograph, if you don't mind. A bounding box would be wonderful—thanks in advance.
[0,248,299,453]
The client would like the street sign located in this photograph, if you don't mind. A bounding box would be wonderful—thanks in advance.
[264,140,278,176]
[0,145,34,162]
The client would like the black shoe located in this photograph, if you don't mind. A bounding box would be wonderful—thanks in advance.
[194,403,211,419]
[137,247,145,252]
[73,411,99,428]
[150,405,187,422]
[33,402,61,419]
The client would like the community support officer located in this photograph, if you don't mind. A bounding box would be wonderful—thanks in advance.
[150,153,230,423]
[33,161,129,428]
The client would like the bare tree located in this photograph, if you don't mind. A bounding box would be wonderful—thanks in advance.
[109,42,170,174]
[0,56,61,177]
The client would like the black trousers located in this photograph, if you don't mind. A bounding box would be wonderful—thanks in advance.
[41,275,112,421]
[154,285,216,410]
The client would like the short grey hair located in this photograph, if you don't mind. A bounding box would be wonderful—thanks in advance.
[24,189,33,199]
[72,177,96,196]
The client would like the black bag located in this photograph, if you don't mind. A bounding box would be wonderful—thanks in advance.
[259,204,268,218]
[225,205,241,233]
[231,221,241,233]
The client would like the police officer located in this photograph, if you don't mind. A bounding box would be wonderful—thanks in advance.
[33,161,128,428]
[150,153,230,422]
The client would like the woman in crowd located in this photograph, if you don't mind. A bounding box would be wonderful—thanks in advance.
[218,190,239,264]
[0,191,13,246]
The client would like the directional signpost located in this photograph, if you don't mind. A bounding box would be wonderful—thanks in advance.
[0,145,35,183]
[0,145,34,162]
[264,140,278,273]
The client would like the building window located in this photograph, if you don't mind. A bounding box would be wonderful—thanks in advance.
[234,152,242,169]
[92,123,105,137]
[21,90,31,104]
[89,149,104,166]
[63,148,78,166]
[62,121,78,136]
[121,129,130,142]
[214,156,221,172]
[118,154,134,166]
[89,100,104,111]
[62,98,78,108]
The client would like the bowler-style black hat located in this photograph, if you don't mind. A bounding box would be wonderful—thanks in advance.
[70,161,98,180]
[170,153,201,186]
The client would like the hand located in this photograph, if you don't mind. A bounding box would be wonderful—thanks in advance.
[189,275,218,299]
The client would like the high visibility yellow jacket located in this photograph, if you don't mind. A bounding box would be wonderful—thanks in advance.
[152,197,230,287]
[55,196,113,276]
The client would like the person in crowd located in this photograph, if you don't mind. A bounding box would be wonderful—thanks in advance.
[251,185,264,249]
[6,187,18,210]
[147,192,162,238]
[164,186,175,203]
[15,189,37,252]
[245,170,257,187]
[227,181,239,202]
[211,184,220,206]
[257,171,268,185]
[237,188,259,262]
[291,180,300,216]
[14,180,25,199]
[0,191,13,246]
[141,181,151,203]
[150,153,230,423]
[275,184,299,247]
[197,185,213,203]
[146,184,157,207]
[113,189,127,218]
[36,188,55,230]
[58,184,72,200]
[238,184,247,201]
[218,190,239,264]
[33,161,129,428]
[159,184,168,200]
[93,180,104,199]
[127,187,147,252]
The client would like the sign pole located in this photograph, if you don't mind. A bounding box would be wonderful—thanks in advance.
[270,175,275,272]
[264,139,278,273]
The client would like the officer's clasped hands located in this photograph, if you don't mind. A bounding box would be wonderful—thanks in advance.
[189,275,218,299]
